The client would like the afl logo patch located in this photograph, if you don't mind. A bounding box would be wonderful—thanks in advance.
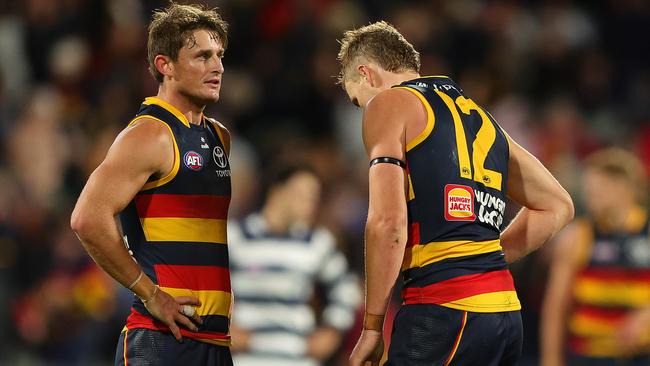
[444,184,476,222]
[213,146,228,168]
[184,151,203,171]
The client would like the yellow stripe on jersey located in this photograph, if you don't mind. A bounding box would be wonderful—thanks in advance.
[160,287,231,317]
[435,90,472,180]
[196,338,231,347]
[402,239,502,271]
[441,291,521,313]
[127,115,181,191]
[407,173,415,201]
[569,312,618,337]
[143,97,192,128]
[141,218,227,244]
[573,278,650,307]
[394,87,435,151]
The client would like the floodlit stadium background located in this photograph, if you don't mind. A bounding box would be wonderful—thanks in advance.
[0,0,649,365]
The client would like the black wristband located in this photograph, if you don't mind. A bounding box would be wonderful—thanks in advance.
[369,157,406,169]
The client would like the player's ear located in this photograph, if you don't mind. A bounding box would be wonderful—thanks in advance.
[358,64,381,88]
[154,55,174,80]
[357,64,372,85]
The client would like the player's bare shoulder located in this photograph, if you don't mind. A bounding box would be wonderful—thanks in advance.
[363,88,427,149]
[108,116,175,175]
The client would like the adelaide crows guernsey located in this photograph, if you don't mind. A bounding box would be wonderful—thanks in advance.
[396,76,520,313]
[568,209,650,357]
[119,97,232,346]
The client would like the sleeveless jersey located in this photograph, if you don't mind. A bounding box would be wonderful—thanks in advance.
[119,97,232,346]
[568,209,650,357]
[396,76,520,313]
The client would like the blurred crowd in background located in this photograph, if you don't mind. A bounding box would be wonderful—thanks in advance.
[0,0,649,365]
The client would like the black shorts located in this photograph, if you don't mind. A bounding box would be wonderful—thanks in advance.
[115,328,233,366]
[386,304,522,366]
[567,353,650,366]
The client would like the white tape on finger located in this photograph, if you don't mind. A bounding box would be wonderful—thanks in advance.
[181,305,196,317]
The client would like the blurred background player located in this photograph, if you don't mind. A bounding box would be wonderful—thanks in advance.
[228,164,360,366]
[337,21,574,366]
[71,4,234,365]
[541,148,650,366]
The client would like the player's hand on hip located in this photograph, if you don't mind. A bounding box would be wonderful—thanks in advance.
[617,307,650,352]
[349,329,384,366]
[143,287,203,342]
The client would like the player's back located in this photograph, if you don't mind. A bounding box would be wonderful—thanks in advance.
[396,76,520,313]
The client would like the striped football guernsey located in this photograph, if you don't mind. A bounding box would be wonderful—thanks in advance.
[228,214,360,366]
[119,97,232,346]
[568,209,650,357]
[396,76,520,312]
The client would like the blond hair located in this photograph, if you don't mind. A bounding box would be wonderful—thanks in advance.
[147,3,228,82]
[337,21,420,85]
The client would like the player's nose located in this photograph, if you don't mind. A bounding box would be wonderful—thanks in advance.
[212,55,224,74]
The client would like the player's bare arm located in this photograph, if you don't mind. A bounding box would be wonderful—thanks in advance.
[71,119,202,341]
[540,221,586,366]
[349,88,425,366]
[500,136,574,263]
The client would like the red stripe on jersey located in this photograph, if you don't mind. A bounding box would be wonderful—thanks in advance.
[402,269,516,304]
[579,267,650,282]
[126,310,230,340]
[407,222,420,247]
[567,336,588,355]
[154,264,231,292]
[135,194,230,219]
[573,304,628,321]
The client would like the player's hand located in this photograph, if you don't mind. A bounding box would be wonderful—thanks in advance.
[143,287,203,342]
[307,327,342,361]
[617,307,650,353]
[540,356,565,366]
[349,329,384,366]
[229,324,252,353]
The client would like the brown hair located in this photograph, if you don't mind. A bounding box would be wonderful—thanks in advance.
[584,148,647,201]
[147,3,228,82]
[337,21,420,85]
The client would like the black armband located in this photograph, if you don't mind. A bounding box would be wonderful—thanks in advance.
[369,157,406,169]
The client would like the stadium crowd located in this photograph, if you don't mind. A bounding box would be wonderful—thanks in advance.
[0,0,648,364]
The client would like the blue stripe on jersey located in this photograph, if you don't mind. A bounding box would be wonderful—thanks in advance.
[143,242,230,267]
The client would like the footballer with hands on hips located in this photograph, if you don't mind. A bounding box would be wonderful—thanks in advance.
[71,4,235,365]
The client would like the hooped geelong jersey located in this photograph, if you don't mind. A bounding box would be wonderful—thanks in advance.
[396,76,521,312]
[119,97,232,346]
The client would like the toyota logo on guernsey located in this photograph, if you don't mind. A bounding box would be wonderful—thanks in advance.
[184,151,203,171]
[213,146,228,168]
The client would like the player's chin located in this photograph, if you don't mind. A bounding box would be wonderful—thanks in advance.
[199,91,220,103]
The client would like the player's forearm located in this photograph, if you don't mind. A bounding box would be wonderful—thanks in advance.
[364,215,407,317]
[540,293,569,365]
[501,203,573,263]
[71,209,154,298]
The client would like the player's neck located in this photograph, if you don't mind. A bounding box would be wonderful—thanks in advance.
[156,86,205,126]
[261,201,290,234]
[383,71,421,88]
[596,200,638,232]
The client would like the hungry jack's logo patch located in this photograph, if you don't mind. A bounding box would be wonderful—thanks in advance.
[445,184,476,221]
